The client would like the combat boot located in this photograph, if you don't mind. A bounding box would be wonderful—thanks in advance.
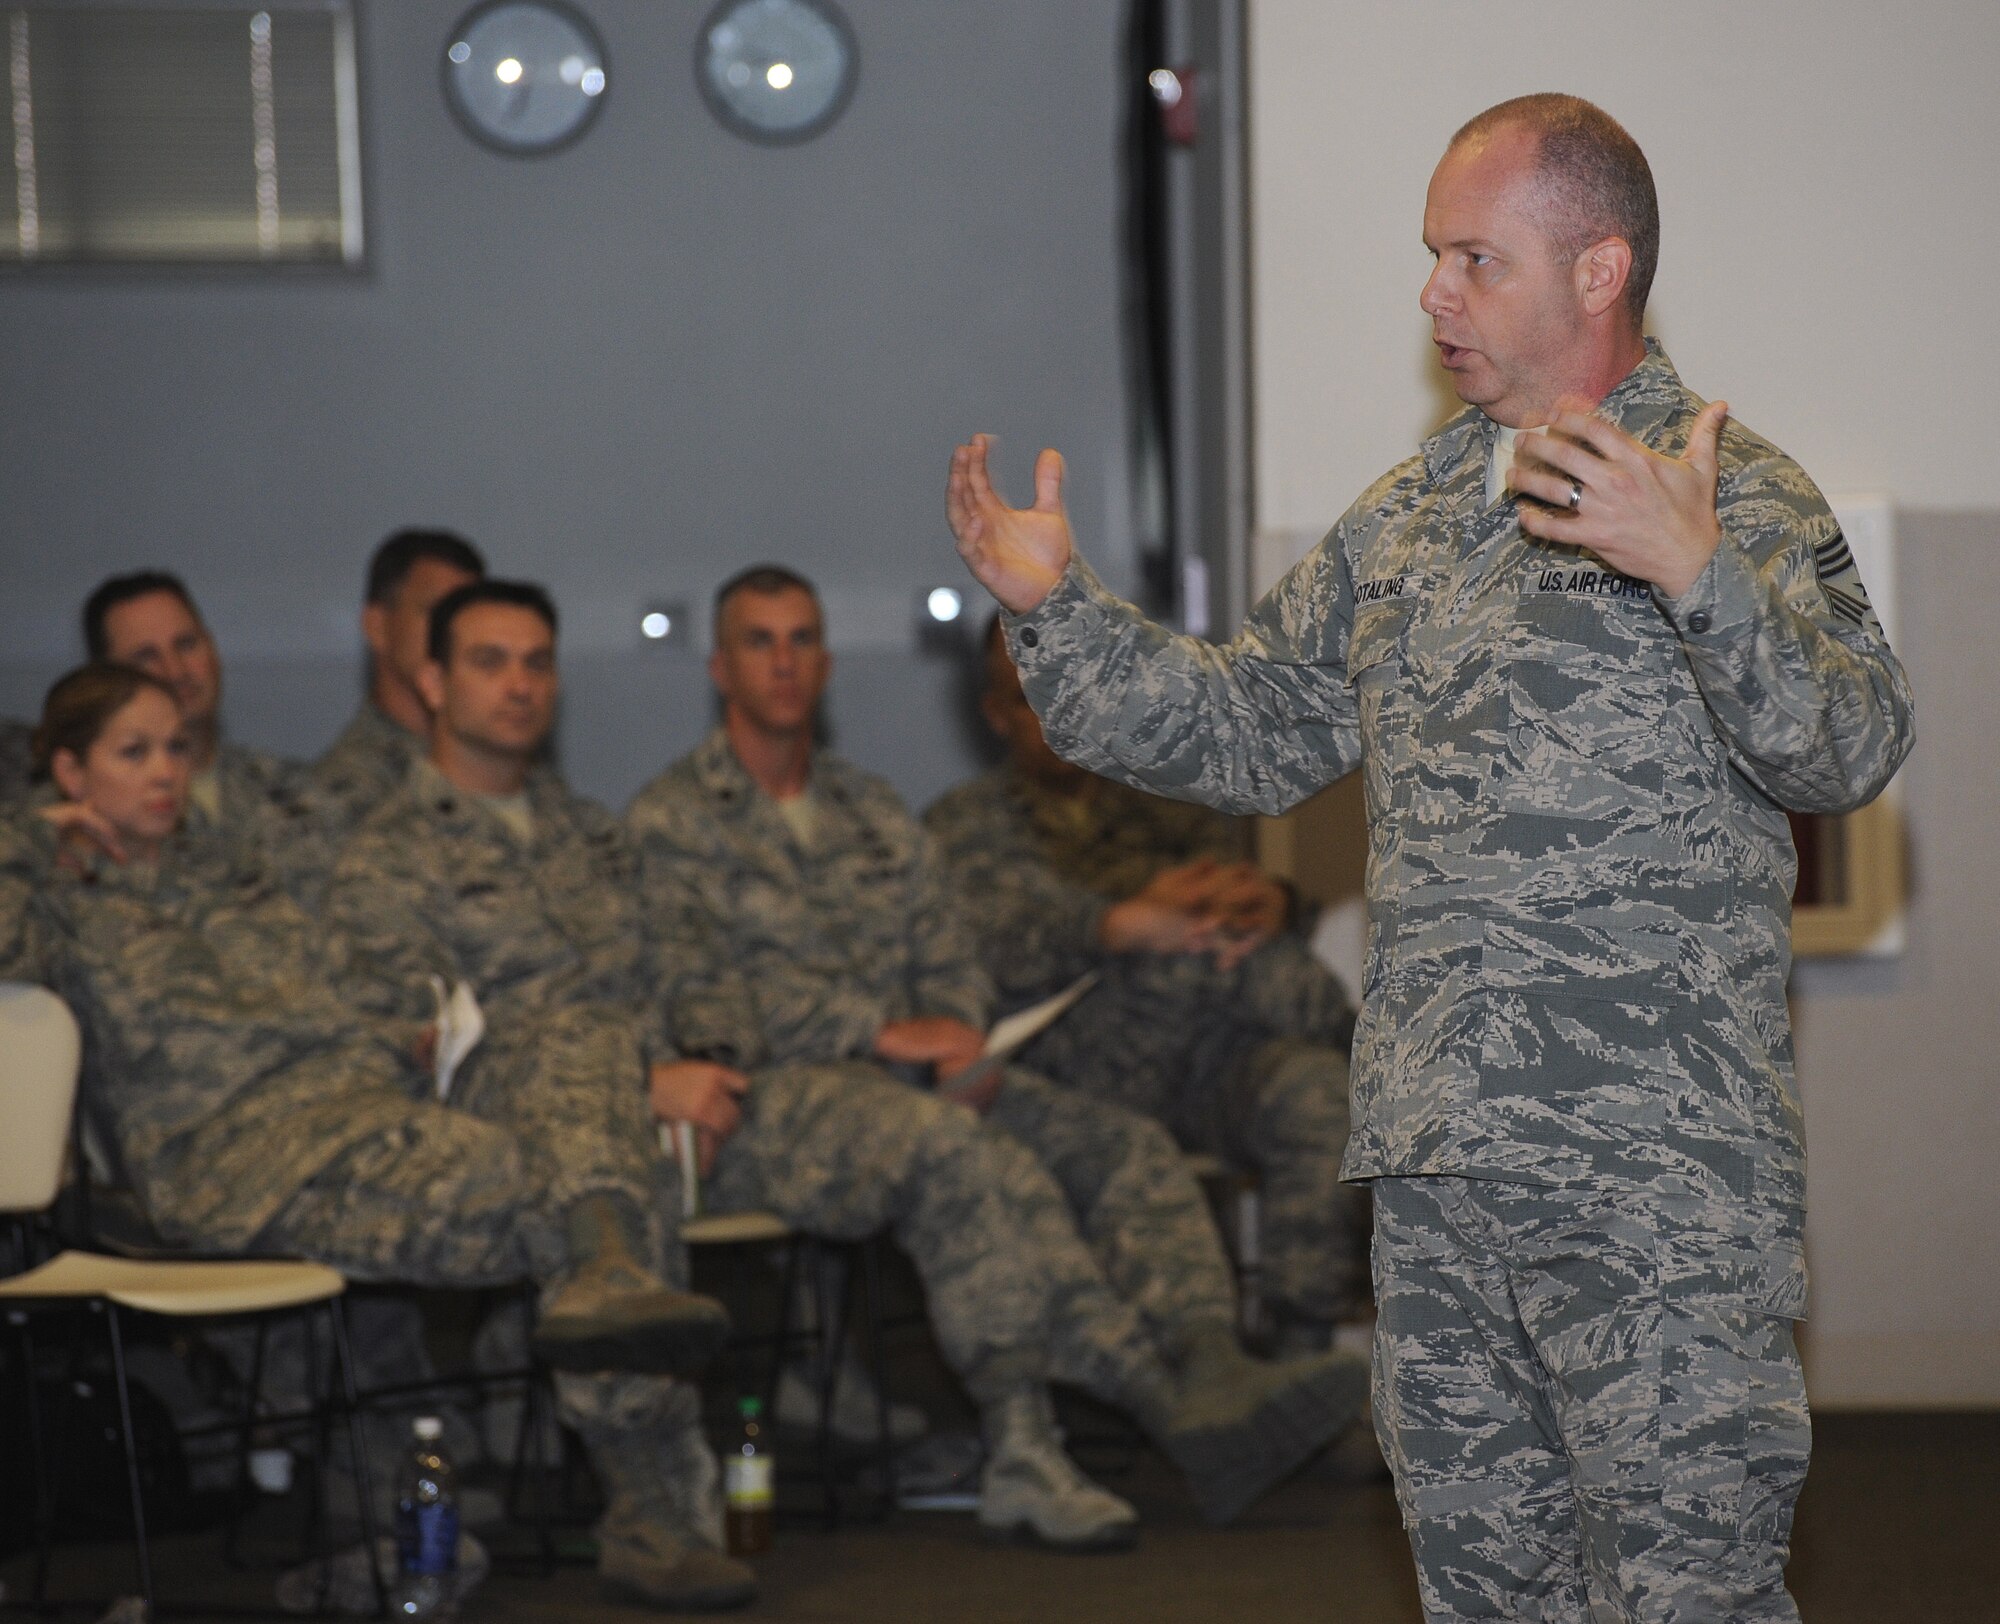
[977,1387,1139,1553]
[1136,1322,1371,1526]
[533,1194,731,1378]
[590,1423,756,1613]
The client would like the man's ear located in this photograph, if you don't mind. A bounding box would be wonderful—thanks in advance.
[416,659,446,717]
[362,601,392,662]
[707,647,727,696]
[1576,235,1633,319]
[50,747,87,804]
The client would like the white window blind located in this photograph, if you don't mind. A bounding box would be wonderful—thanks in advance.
[5,1,361,265]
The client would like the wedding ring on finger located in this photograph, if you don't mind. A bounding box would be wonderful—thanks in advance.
[1566,476,1583,512]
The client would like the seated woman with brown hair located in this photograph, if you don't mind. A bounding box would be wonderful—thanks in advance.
[30,663,193,866]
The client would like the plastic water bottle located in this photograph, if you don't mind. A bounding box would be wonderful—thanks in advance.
[392,1416,460,1618]
[724,1397,774,1557]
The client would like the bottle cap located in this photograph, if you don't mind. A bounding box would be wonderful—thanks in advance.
[413,1416,444,1440]
[738,1397,762,1419]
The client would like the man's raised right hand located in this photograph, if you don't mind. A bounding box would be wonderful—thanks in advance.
[947,434,1074,614]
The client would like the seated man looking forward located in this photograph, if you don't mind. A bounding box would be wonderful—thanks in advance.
[626,566,1371,1530]
[323,583,750,1611]
[925,620,1368,1348]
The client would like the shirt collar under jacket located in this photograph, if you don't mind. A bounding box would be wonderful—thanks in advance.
[1426,337,1681,491]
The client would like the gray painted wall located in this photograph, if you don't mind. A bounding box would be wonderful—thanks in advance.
[0,0,1138,812]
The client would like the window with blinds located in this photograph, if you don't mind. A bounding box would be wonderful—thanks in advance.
[4,2,361,265]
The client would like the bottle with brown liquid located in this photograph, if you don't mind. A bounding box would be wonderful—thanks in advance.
[724,1396,774,1557]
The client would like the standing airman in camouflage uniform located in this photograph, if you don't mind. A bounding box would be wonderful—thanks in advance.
[926,621,1368,1340]
[85,571,332,906]
[948,94,1914,1623]
[2,661,736,1613]
[309,529,486,840]
[627,566,1371,1535]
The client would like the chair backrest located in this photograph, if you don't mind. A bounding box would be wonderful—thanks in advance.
[0,982,82,1214]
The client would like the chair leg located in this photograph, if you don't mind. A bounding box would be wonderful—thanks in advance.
[811,1243,853,1532]
[327,1296,390,1619]
[103,1304,157,1622]
[857,1236,894,1514]
[223,1316,271,1569]
[763,1237,802,1424]
[508,1364,558,1576]
[12,1311,57,1610]
[36,1305,94,1606]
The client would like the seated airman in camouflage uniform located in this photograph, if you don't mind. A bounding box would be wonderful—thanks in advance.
[309,529,485,842]
[947,93,1916,1624]
[926,620,1368,1346]
[322,583,761,1609]
[2,662,738,1614]
[84,571,332,907]
[626,566,1372,1537]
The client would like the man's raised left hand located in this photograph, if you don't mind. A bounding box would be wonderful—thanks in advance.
[1510,396,1730,601]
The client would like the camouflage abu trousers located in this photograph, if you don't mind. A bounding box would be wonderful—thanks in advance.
[985,1068,1239,1377]
[256,1005,695,1449]
[1371,1175,1809,1623]
[1028,1018,1367,1326]
[1024,935,1366,1325]
[1179,1032,1365,1325]
[701,1061,1234,1406]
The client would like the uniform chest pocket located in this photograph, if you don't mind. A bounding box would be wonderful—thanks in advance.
[1348,601,1422,706]
[1498,589,1685,821]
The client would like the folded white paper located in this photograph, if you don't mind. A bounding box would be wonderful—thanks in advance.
[940,973,1100,1105]
[982,972,1099,1060]
[427,975,486,1102]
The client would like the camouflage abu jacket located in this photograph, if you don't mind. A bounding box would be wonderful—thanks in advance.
[0,814,418,1248]
[1006,344,1915,1309]
[308,701,422,845]
[923,763,1354,1088]
[625,728,992,1070]
[923,765,1252,1001]
[186,737,335,912]
[324,759,675,1059]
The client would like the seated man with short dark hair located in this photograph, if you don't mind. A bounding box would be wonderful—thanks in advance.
[325,581,759,1608]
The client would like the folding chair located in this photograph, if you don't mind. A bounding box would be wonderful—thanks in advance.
[682,1211,895,1528]
[1185,1151,1265,1339]
[0,982,385,1619]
